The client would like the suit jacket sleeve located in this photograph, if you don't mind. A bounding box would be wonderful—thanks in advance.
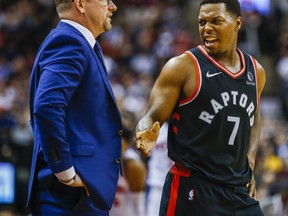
[33,34,87,174]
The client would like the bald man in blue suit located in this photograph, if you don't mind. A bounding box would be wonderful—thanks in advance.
[27,0,122,215]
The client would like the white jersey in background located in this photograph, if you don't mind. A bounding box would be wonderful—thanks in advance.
[146,122,173,216]
[110,148,145,216]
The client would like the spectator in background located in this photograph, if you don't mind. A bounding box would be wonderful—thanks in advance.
[238,10,262,59]
[260,180,288,216]
[0,205,19,216]
[276,45,288,121]
[0,81,15,151]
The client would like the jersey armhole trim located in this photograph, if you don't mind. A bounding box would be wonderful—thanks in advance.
[178,51,202,107]
[249,55,260,108]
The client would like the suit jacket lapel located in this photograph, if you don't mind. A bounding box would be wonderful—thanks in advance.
[92,42,118,107]
[55,22,119,115]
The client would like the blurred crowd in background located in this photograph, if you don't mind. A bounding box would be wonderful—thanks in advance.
[0,0,288,215]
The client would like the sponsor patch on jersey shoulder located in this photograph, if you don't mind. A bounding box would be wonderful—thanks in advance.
[188,189,195,201]
[246,71,255,86]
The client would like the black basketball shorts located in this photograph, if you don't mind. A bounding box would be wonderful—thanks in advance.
[159,163,264,216]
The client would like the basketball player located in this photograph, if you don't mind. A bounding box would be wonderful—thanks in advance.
[110,126,146,216]
[135,0,266,215]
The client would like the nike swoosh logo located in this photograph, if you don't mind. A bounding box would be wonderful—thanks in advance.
[206,71,222,78]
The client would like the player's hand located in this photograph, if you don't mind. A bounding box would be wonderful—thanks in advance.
[248,174,256,199]
[135,121,160,157]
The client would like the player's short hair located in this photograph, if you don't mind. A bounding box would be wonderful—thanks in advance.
[200,0,241,17]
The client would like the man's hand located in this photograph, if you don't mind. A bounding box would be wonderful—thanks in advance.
[60,173,90,196]
[135,121,160,157]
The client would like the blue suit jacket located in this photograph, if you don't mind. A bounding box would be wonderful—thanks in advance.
[27,22,122,210]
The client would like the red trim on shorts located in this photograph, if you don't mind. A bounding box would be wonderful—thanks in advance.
[170,163,191,177]
[166,174,180,216]
[166,164,191,216]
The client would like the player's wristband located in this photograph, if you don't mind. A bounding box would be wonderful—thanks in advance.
[58,174,76,185]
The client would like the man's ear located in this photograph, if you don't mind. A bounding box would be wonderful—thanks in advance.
[236,16,242,31]
[74,0,85,14]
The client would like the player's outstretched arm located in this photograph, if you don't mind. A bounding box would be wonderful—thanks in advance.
[135,54,195,157]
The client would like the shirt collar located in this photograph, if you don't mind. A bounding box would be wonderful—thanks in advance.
[61,19,96,48]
